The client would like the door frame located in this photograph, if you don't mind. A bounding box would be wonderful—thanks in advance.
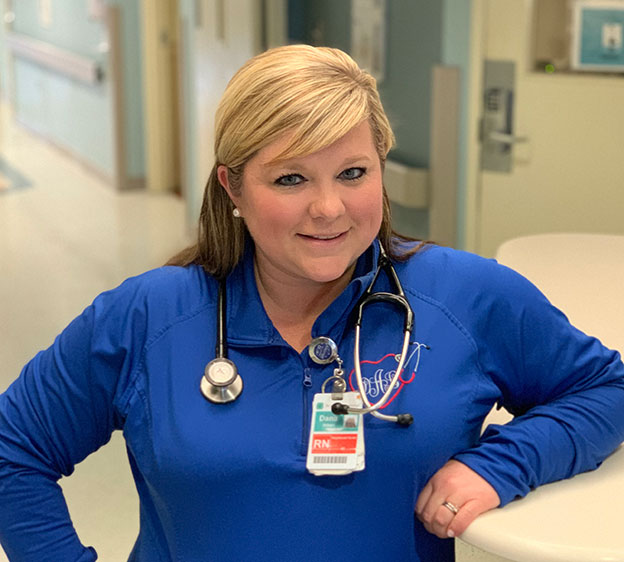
[264,0,288,49]
[463,0,488,254]
[141,0,181,193]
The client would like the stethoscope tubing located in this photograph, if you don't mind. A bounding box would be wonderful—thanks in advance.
[202,241,416,425]
[331,245,415,424]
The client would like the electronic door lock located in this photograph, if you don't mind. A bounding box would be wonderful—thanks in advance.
[480,61,529,173]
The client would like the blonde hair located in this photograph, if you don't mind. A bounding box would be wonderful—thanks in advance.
[168,44,423,277]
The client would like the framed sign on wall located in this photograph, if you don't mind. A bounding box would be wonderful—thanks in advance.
[571,0,624,71]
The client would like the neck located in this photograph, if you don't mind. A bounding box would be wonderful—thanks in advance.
[254,260,355,352]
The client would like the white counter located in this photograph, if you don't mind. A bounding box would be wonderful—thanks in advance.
[494,233,624,353]
[456,233,624,562]
[457,445,624,561]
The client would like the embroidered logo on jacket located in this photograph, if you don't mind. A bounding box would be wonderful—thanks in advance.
[347,342,428,406]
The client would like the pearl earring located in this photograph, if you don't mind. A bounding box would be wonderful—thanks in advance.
[232,208,241,218]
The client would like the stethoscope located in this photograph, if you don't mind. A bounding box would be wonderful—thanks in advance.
[200,243,415,426]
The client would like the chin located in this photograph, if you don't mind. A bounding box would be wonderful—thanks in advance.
[307,273,347,284]
[300,260,356,285]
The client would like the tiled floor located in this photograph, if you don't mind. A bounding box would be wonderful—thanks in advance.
[0,104,192,560]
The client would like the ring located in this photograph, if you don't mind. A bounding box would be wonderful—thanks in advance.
[442,501,459,515]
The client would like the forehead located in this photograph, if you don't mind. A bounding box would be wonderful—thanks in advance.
[252,120,376,168]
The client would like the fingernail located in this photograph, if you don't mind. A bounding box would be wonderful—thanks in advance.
[447,530,455,538]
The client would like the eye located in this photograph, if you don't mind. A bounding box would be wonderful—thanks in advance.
[338,167,366,181]
[274,173,305,187]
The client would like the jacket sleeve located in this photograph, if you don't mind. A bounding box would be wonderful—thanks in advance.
[452,263,624,506]
[0,279,148,561]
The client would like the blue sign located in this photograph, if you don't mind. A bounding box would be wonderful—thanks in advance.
[575,5,624,70]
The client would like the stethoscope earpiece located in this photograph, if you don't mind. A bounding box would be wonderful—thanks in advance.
[331,402,350,415]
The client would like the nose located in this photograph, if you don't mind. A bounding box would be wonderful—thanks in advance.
[308,182,346,221]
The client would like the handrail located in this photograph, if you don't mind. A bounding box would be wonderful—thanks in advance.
[5,32,103,85]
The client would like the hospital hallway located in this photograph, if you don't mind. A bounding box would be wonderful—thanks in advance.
[0,104,188,560]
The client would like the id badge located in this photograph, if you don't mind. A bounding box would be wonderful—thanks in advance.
[306,391,365,476]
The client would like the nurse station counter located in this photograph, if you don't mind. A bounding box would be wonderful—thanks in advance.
[456,234,624,562]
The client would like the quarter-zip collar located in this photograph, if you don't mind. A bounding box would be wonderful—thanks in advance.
[225,240,381,348]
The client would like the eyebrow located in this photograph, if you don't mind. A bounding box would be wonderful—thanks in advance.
[263,154,375,169]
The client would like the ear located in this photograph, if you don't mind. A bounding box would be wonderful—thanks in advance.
[217,165,238,204]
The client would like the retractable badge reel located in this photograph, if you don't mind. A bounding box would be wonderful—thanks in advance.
[306,337,365,476]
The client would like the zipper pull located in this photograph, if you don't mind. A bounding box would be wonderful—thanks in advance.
[303,368,312,388]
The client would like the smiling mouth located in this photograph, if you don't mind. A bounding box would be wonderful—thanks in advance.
[299,232,346,240]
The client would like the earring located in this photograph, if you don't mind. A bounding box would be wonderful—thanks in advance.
[232,208,241,218]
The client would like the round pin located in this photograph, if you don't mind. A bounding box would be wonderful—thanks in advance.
[308,337,338,365]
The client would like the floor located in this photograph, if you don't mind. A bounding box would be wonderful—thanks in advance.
[0,105,191,560]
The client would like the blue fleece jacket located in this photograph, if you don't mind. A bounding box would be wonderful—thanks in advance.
[1,242,624,561]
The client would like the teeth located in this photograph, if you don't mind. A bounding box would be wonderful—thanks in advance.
[311,234,341,240]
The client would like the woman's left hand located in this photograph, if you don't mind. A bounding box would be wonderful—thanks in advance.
[415,459,501,539]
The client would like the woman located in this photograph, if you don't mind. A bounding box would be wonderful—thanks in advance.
[1,45,623,562]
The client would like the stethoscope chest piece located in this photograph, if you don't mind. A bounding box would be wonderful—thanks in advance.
[200,357,243,403]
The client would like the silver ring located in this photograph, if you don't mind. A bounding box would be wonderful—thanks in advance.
[442,501,459,515]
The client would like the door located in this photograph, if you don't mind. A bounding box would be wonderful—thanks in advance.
[178,0,264,224]
[467,0,624,257]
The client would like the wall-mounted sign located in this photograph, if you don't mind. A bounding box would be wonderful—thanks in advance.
[571,0,624,71]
